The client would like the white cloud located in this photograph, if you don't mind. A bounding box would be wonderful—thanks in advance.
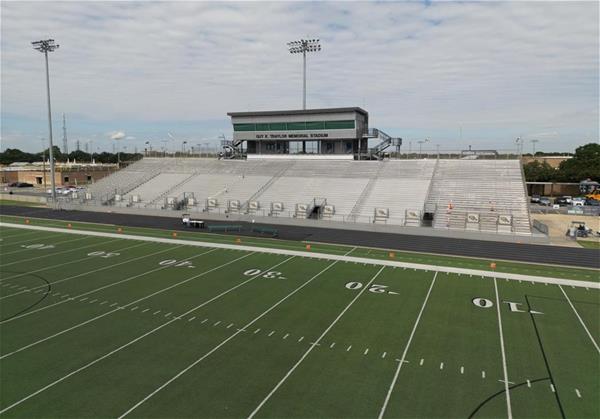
[109,131,125,140]
[1,1,598,152]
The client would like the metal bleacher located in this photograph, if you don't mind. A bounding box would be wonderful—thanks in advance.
[424,160,531,235]
[82,157,532,235]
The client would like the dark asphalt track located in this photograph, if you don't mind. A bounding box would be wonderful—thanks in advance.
[1,205,598,269]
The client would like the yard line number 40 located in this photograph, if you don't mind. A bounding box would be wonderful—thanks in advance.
[244,269,287,279]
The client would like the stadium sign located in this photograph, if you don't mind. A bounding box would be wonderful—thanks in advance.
[255,133,329,139]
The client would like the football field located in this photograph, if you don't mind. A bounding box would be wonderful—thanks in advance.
[0,222,598,418]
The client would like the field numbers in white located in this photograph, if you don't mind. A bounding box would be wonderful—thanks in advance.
[345,282,398,295]
[243,269,287,280]
[87,251,121,258]
[20,243,55,250]
[472,298,543,315]
[159,259,195,268]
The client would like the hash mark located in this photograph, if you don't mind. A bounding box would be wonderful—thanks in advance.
[382,352,387,359]
[440,362,444,370]
[283,333,289,340]
[575,389,582,398]
[419,359,424,366]
[227,323,234,329]
[213,321,221,326]
[346,345,352,352]
[298,336,304,343]
[188,316,196,322]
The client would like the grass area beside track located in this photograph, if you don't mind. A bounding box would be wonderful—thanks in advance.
[578,240,600,249]
[0,226,598,418]
[0,199,45,208]
[1,214,598,283]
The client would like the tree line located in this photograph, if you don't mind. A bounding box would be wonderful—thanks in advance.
[0,146,142,166]
[523,143,599,183]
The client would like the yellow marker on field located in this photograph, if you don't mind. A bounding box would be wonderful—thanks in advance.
[490,262,497,270]
[306,244,311,251]
[117,227,123,233]
[25,219,30,224]
[67,223,72,228]
[389,252,395,259]
[172,232,177,238]
[235,237,242,244]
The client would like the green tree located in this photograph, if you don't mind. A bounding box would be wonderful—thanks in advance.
[523,160,556,182]
[0,148,40,165]
[555,143,600,182]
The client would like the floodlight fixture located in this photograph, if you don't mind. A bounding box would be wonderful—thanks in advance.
[287,38,321,109]
[32,38,60,203]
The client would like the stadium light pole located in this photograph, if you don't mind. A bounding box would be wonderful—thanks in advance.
[32,39,59,203]
[287,38,321,110]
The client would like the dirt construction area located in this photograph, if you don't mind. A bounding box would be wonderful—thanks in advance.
[533,213,600,247]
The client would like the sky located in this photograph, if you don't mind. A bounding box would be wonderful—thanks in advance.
[1,0,598,154]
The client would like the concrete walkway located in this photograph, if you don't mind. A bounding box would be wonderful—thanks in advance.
[2,222,598,289]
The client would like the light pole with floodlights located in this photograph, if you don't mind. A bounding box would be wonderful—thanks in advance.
[32,39,59,202]
[287,38,321,110]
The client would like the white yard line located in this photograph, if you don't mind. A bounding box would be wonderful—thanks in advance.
[0,235,91,260]
[0,256,293,415]
[0,248,241,359]
[247,266,386,419]
[378,272,437,419]
[0,245,187,323]
[494,277,513,419]
[2,222,597,289]
[0,230,51,245]
[343,246,357,256]
[0,240,146,299]
[558,285,600,354]
[117,259,340,419]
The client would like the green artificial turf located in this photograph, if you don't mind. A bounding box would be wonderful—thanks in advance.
[0,227,598,418]
[1,215,598,283]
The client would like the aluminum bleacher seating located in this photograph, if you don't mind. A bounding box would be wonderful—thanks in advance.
[83,157,531,235]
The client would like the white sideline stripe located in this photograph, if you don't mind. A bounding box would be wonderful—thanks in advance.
[118,259,338,419]
[0,245,192,323]
[0,240,146,295]
[0,235,91,263]
[558,285,600,354]
[0,249,243,359]
[0,256,296,415]
[378,272,437,419]
[247,266,385,419]
[2,222,597,289]
[494,278,513,419]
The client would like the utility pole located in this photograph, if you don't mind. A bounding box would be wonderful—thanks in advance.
[62,113,68,154]
[41,138,47,189]
[531,139,539,155]
[32,39,59,203]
